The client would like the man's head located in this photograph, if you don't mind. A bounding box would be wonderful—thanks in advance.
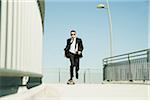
[70,30,77,38]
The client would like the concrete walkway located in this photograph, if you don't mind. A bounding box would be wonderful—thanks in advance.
[1,84,150,100]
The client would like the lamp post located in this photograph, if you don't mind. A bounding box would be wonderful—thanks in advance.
[97,0,113,57]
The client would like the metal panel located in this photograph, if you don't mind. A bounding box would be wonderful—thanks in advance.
[0,0,7,68]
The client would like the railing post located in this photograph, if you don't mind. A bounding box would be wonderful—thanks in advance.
[147,50,150,80]
[84,70,86,83]
[58,68,60,83]
[103,64,107,81]
[103,59,109,81]
[147,50,150,62]
[128,54,132,82]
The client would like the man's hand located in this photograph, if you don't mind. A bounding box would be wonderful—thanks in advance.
[78,51,82,55]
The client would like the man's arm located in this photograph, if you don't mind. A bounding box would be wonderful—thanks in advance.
[76,38,83,55]
[79,39,83,51]
[64,39,70,51]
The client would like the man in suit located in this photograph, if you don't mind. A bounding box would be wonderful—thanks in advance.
[64,30,84,84]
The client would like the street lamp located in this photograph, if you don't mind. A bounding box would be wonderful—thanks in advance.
[97,0,113,57]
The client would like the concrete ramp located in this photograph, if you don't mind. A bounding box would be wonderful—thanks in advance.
[1,84,149,100]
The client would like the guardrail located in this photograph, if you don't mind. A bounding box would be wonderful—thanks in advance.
[43,68,102,84]
[0,68,43,97]
[103,49,150,82]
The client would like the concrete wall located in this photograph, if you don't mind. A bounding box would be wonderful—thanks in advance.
[0,0,43,74]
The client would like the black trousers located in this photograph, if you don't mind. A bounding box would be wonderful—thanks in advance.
[69,52,79,80]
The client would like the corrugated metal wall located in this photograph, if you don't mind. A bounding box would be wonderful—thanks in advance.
[0,0,43,74]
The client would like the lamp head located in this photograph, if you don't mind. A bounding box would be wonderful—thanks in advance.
[97,4,105,8]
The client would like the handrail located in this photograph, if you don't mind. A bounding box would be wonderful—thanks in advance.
[104,49,148,59]
[103,49,149,64]
[0,68,43,77]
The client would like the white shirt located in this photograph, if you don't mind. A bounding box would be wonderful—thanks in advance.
[69,38,78,54]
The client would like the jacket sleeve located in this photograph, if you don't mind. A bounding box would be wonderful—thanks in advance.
[64,39,70,51]
[79,39,84,51]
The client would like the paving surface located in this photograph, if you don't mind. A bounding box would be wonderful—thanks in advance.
[1,84,150,100]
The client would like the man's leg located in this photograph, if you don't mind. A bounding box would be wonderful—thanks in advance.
[75,57,79,79]
[70,65,74,80]
[69,53,75,80]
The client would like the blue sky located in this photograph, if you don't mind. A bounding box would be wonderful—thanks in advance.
[43,0,149,70]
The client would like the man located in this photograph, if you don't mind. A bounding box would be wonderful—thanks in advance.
[64,30,84,84]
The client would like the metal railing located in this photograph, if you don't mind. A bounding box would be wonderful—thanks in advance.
[0,68,43,97]
[42,68,102,84]
[103,49,150,82]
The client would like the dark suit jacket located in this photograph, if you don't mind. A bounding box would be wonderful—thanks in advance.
[64,37,84,57]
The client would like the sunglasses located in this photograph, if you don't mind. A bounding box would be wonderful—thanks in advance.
[71,34,76,36]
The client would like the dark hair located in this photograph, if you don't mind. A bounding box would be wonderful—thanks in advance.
[70,30,76,33]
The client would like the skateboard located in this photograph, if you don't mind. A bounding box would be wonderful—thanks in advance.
[67,80,75,85]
